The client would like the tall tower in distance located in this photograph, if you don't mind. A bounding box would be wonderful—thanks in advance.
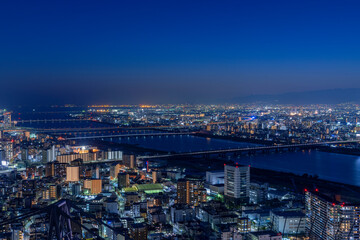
[3,112,11,129]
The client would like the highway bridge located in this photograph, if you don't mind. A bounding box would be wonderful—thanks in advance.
[137,140,360,159]
[16,118,91,124]
[65,132,196,140]
[33,126,122,133]
[16,120,234,133]
[75,140,360,165]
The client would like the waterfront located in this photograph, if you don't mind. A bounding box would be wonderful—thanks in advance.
[14,108,360,187]
[108,135,360,186]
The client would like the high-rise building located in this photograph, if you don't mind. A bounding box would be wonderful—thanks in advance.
[152,171,160,183]
[224,164,250,203]
[45,146,56,163]
[66,166,80,182]
[45,161,67,177]
[176,178,206,206]
[93,166,100,179]
[118,172,130,189]
[3,112,11,128]
[72,183,81,196]
[5,141,13,161]
[177,179,187,204]
[105,150,123,160]
[49,184,58,199]
[91,179,102,195]
[124,154,135,169]
[110,163,121,179]
[306,190,360,240]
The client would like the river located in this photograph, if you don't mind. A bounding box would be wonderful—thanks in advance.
[107,135,360,186]
[14,108,360,186]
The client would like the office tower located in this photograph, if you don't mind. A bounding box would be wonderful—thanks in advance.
[305,190,360,239]
[66,166,80,182]
[224,164,250,203]
[176,178,206,206]
[118,172,130,189]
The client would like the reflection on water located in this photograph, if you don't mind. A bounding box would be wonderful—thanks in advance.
[16,107,360,186]
[110,135,360,186]
[109,135,259,153]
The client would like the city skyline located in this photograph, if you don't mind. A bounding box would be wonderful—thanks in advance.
[2,1,360,105]
[3,1,360,239]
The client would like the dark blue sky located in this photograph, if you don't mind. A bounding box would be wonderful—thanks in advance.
[1,0,360,105]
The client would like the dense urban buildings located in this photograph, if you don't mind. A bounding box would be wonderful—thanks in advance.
[1,104,360,239]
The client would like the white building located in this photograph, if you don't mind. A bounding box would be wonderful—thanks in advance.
[224,164,250,202]
[206,170,224,185]
[270,211,305,235]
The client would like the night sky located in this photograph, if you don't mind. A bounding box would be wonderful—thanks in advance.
[1,0,360,105]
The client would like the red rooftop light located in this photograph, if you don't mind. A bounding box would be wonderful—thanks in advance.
[304,188,308,192]
[315,188,319,192]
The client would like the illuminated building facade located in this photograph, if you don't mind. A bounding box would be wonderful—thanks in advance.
[124,154,135,169]
[224,164,250,203]
[66,166,80,182]
[305,190,360,239]
[176,178,206,206]
[84,179,102,195]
